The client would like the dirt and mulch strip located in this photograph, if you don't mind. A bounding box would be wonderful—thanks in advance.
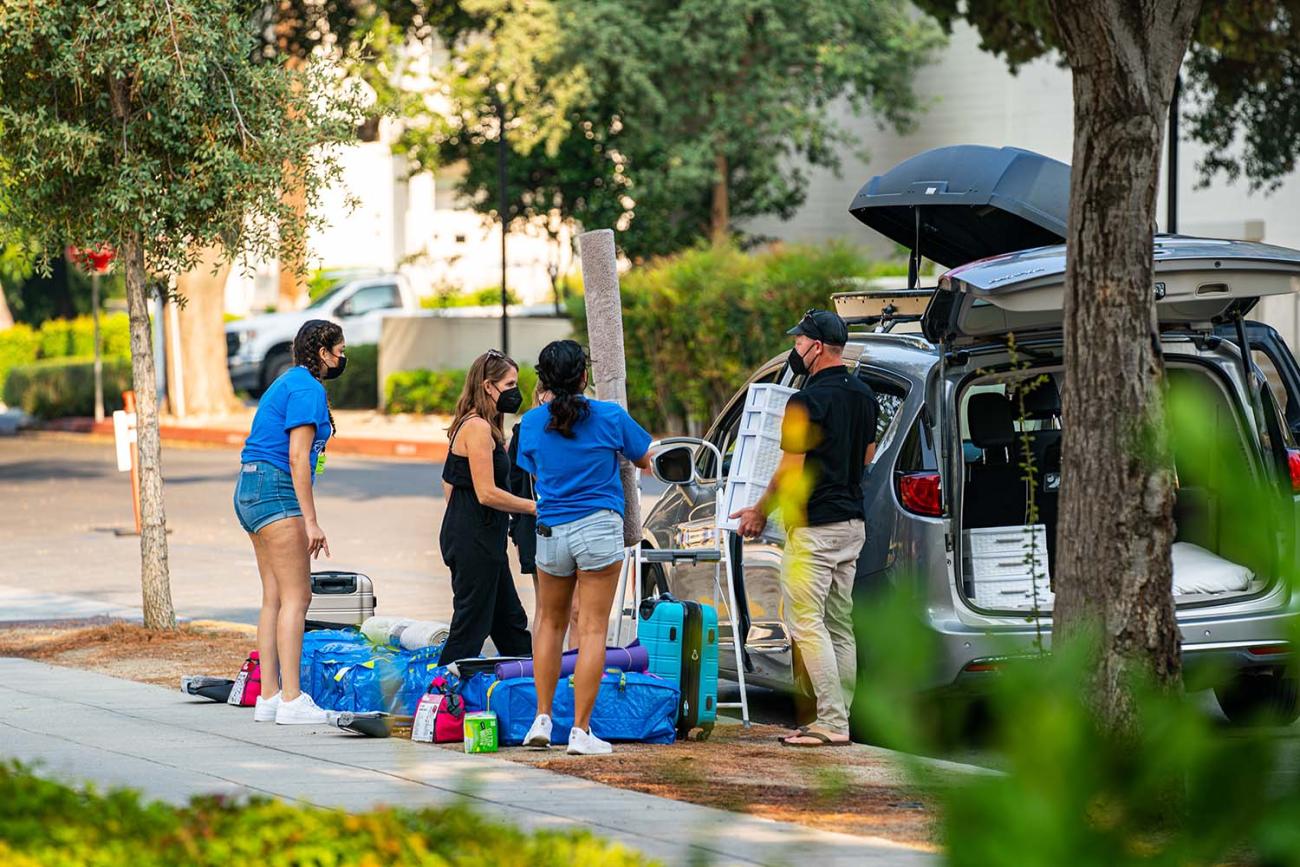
[1,621,944,849]
[0,620,254,688]
[442,723,946,850]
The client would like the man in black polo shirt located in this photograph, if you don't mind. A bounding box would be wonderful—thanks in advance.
[731,309,876,747]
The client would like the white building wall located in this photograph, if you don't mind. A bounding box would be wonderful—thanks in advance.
[746,21,1300,346]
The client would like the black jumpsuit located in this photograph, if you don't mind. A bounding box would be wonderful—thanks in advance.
[436,428,533,664]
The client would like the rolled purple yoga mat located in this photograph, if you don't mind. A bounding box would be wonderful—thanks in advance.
[495,645,648,680]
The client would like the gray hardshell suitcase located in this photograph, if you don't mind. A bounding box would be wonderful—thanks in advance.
[307,571,376,630]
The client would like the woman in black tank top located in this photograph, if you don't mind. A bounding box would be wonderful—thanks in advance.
[436,351,536,665]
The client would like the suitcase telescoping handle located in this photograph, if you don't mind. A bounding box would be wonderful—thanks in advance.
[312,572,359,594]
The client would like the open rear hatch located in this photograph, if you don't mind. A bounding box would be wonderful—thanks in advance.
[924,237,1300,346]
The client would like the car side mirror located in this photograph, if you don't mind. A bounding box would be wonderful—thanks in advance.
[652,445,696,485]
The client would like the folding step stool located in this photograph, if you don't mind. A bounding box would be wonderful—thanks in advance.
[610,437,751,727]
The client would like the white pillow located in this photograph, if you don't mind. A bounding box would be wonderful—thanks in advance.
[1171,541,1254,595]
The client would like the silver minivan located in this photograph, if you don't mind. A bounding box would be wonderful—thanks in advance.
[641,145,1300,724]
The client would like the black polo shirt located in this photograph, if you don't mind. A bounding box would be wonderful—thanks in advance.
[780,365,877,526]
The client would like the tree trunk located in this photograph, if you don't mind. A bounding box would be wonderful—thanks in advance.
[1045,0,1201,731]
[170,245,242,416]
[276,51,309,312]
[122,232,177,630]
[0,281,14,330]
[710,152,730,246]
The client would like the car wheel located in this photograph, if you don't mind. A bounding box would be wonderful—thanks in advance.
[262,349,294,391]
[1214,671,1300,726]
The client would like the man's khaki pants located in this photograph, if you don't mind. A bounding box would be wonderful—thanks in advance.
[781,519,866,735]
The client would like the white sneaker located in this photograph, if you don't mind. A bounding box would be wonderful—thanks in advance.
[275,692,333,726]
[523,714,553,749]
[253,692,281,722]
[567,727,612,755]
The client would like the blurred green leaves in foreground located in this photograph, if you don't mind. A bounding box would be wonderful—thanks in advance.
[852,373,1300,865]
[0,761,648,867]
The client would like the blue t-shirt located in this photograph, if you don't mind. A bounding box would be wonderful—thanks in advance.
[239,366,332,482]
[516,399,652,526]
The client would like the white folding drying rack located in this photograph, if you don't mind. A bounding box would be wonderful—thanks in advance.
[611,437,750,727]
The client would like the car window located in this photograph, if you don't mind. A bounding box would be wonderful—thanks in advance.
[340,284,400,317]
[1253,349,1292,424]
[858,370,909,468]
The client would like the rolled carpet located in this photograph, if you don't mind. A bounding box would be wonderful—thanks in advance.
[494,645,649,680]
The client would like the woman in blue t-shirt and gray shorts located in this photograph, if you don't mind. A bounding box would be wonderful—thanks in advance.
[515,340,653,755]
[233,319,345,726]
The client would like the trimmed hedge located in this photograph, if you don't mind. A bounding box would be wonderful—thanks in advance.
[324,342,378,409]
[387,364,539,415]
[2,356,132,418]
[0,761,647,866]
[0,314,130,399]
[0,322,40,397]
[567,241,873,432]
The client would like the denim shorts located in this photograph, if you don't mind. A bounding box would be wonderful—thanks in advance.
[535,509,625,577]
[233,461,302,533]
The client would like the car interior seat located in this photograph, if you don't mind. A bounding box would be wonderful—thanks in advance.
[963,392,1029,529]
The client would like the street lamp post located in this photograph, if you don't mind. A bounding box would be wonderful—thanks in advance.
[1167,74,1181,234]
[496,94,510,356]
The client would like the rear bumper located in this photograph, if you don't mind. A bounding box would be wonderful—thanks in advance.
[940,609,1298,691]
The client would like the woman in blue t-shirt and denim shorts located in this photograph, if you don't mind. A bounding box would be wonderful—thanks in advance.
[233,319,345,726]
[515,340,654,755]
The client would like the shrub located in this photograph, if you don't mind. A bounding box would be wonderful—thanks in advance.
[0,323,40,397]
[568,241,872,432]
[324,343,378,409]
[37,317,74,358]
[2,356,132,418]
[386,364,539,416]
[420,286,522,309]
[0,761,648,866]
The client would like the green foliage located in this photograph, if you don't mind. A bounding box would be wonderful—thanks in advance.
[0,761,648,866]
[568,242,871,431]
[0,322,39,396]
[0,0,360,283]
[2,357,132,418]
[913,0,1300,191]
[324,343,379,410]
[852,381,1300,866]
[420,286,523,309]
[437,0,945,260]
[0,314,130,398]
[386,364,539,415]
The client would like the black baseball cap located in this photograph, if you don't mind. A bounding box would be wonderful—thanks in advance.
[786,308,848,346]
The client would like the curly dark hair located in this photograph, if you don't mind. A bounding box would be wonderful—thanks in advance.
[537,339,590,438]
[292,319,343,437]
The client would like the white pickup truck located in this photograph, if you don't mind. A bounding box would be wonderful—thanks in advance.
[225,273,417,394]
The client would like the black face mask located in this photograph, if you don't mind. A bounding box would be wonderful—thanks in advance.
[787,344,814,377]
[323,354,347,380]
[495,386,523,414]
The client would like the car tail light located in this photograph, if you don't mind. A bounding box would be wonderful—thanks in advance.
[1248,644,1289,656]
[898,471,943,517]
[1289,449,1300,494]
[964,660,1002,673]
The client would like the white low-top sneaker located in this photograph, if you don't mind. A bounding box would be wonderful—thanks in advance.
[275,692,333,726]
[523,713,553,749]
[567,727,612,755]
[253,692,281,722]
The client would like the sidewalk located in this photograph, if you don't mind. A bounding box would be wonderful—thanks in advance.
[43,408,451,461]
[0,658,935,866]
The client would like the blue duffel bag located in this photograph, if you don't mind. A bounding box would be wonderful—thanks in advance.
[485,671,680,746]
[300,631,371,701]
[395,647,449,716]
[321,653,405,713]
[461,671,495,713]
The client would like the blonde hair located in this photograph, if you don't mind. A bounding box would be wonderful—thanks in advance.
[448,350,518,446]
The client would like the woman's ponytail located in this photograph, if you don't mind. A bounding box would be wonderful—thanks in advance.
[536,340,590,438]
